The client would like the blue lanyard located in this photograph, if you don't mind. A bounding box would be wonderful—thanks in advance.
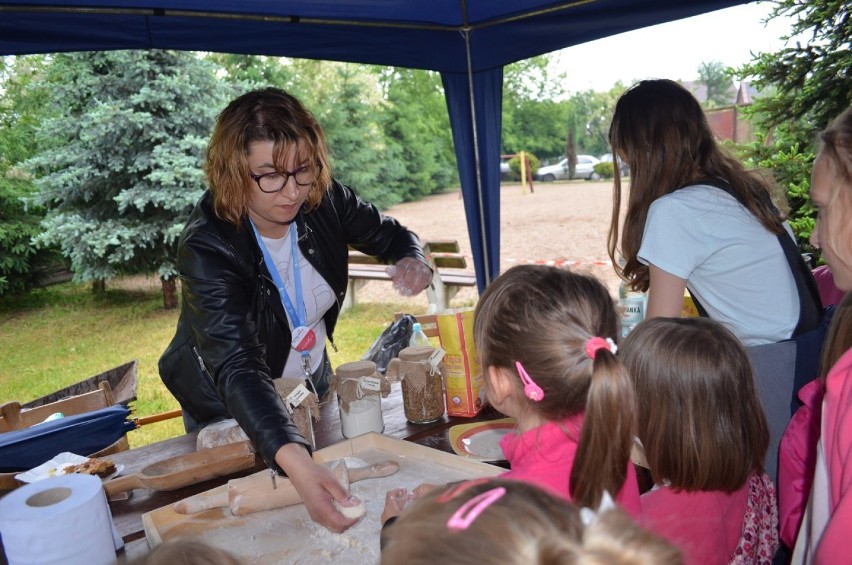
[250,221,307,329]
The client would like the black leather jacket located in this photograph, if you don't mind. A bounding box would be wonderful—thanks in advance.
[159,181,426,471]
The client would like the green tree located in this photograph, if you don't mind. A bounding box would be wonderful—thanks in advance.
[378,67,457,201]
[25,50,227,307]
[0,55,61,296]
[735,0,852,252]
[502,56,571,159]
[697,60,731,108]
[565,84,627,158]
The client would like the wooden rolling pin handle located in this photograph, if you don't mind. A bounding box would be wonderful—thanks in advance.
[103,474,146,496]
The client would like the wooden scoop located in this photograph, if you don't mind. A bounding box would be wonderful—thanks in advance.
[103,440,256,496]
[172,459,400,516]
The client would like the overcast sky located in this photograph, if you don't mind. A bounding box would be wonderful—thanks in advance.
[550,2,796,93]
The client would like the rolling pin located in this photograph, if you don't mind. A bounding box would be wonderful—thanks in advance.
[172,459,399,516]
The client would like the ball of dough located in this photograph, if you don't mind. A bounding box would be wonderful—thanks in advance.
[334,498,367,519]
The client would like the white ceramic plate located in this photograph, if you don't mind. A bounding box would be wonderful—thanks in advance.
[449,419,516,461]
[15,452,123,484]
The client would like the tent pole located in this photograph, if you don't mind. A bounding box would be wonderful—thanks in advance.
[462,27,492,286]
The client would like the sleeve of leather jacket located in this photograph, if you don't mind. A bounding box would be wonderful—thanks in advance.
[330,181,428,265]
[178,232,310,472]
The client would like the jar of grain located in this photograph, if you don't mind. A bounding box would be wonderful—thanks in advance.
[387,346,445,424]
[332,360,388,439]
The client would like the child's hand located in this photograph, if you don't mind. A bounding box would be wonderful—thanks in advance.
[413,483,441,498]
[382,488,415,524]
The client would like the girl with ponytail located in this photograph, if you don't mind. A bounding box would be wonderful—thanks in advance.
[472,265,640,514]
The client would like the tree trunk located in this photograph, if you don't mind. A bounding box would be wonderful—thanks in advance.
[565,129,577,180]
[162,277,178,310]
[92,279,106,294]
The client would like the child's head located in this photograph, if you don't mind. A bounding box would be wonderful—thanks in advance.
[811,107,852,291]
[381,479,682,565]
[821,292,852,377]
[474,265,634,507]
[620,317,769,492]
[129,540,243,565]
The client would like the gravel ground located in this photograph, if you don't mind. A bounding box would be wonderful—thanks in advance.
[356,179,624,311]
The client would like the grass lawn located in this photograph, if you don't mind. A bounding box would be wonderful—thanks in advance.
[0,277,425,448]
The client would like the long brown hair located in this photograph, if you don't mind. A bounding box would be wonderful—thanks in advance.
[381,479,683,565]
[620,317,769,491]
[205,87,332,225]
[607,79,785,291]
[815,107,852,274]
[820,293,852,378]
[473,265,634,508]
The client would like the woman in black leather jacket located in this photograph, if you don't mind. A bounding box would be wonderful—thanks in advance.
[159,87,432,533]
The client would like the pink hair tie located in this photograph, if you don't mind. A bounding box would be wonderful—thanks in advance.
[585,337,617,359]
[447,487,506,530]
[515,361,544,402]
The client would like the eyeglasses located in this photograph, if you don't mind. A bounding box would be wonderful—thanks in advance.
[249,163,320,193]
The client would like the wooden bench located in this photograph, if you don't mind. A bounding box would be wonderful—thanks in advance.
[345,239,477,313]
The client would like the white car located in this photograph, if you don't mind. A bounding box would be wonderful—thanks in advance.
[536,155,601,181]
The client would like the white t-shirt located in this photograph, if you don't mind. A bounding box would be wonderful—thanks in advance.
[638,184,799,346]
[261,232,335,378]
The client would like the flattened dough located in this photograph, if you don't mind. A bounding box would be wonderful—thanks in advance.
[334,498,367,519]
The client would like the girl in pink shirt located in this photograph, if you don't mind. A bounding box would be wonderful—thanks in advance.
[472,265,641,516]
[621,317,779,564]
[792,107,852,563]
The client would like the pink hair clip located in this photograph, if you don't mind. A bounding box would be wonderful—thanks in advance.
[515,361,544,402]
[446,487,506,530]
[585,337,617,359]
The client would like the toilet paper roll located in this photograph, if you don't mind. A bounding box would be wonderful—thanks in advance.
[0,473,121,565]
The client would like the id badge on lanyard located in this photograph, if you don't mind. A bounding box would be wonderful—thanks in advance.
[251,221,317,389]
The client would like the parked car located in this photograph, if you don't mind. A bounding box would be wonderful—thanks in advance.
[599,153,629,177]
[535,155,601,181]
[500,159,512,180]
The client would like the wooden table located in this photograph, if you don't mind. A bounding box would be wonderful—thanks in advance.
[108,386,505,560]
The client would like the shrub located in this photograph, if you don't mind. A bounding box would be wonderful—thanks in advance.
[508,153,540,177]
[594,162,615,179]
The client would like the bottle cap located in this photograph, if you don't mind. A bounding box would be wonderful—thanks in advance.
[413,323,422,332]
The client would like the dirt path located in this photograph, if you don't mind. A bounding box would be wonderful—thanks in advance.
[355,179,623,310]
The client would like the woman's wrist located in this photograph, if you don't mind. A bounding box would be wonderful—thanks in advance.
[274,442,313,477]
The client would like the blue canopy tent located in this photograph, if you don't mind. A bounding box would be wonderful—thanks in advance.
[0,0,750,290]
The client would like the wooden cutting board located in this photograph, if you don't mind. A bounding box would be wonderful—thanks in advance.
[143,433,503,564]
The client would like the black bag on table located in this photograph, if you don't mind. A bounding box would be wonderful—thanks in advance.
[362,314,415,374]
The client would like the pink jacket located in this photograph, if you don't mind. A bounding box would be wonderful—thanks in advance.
[779,378,825,547]
[815,348,852,561]
[642,473,778,565]
[499,413,642,518]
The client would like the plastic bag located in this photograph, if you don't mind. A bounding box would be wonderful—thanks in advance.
[362,314,415,374]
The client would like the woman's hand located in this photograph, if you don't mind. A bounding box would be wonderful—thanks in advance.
[386,257,433,296]
[275,443,359,532]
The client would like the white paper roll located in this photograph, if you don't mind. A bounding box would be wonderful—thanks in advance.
[0,473,122,565]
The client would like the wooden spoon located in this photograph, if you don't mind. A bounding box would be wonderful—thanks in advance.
[103,440,256,496]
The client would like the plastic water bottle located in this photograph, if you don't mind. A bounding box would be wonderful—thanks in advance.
[619,280,647,338]
[410,322,431,347]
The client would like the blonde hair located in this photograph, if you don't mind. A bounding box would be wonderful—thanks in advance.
[129,540,243,565]
[620,317,769,491]
[381,479,682,565]
[607,79,784,291]
[473,265,634,508]
[815,107,852,277]
[205,87,333,225]
[820,292,852,378]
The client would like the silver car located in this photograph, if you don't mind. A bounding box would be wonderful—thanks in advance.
[535,155,601,181]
